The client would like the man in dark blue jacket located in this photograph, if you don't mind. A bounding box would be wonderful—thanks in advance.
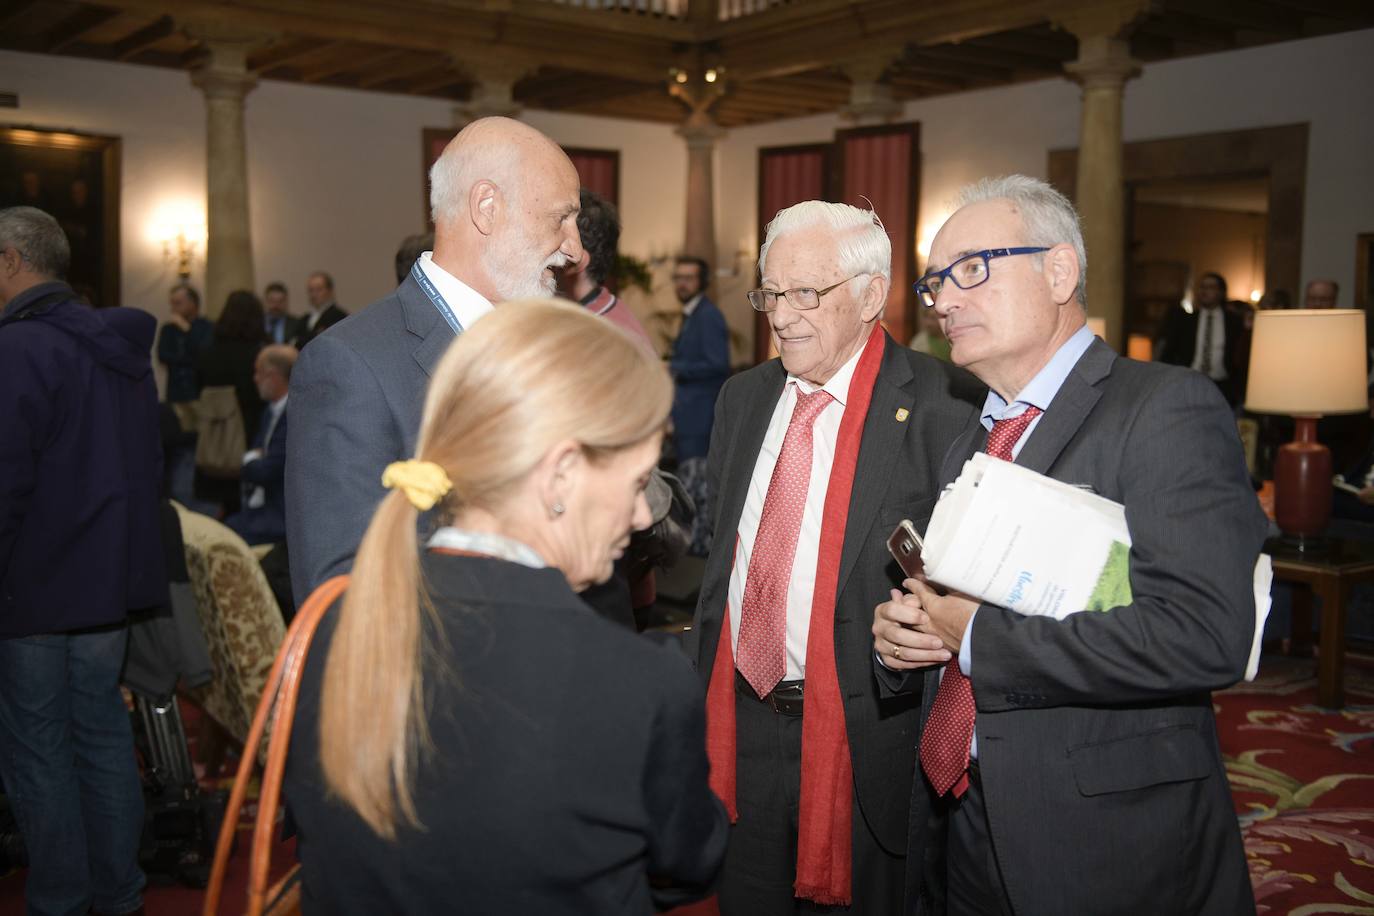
[224,344,295,545]
[670,256,731,555]
[0,206,164,916]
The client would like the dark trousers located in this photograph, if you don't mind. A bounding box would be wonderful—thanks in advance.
[944,766,1015,916]
[719,683,903,916]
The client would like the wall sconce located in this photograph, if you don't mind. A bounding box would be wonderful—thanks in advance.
[150,202,206,283]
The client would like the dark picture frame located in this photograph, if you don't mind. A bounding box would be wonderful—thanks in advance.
[1357,232,1374,310]
[0,125,121,308]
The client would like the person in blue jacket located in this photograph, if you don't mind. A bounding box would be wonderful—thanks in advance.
[0,206,165,916]
[669,256,730,555]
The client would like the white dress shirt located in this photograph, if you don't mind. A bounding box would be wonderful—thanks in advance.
[1188,305,1228,381]
[244,394,288,509]
[727,345,864,681]
[418,250,494,331]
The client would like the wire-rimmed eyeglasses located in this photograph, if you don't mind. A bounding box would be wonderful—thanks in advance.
[913,247,1050,307]
[747,275,863,313]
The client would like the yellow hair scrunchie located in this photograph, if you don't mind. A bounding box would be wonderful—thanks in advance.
[381,460,452,511]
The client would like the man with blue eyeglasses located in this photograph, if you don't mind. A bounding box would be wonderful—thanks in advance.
[872,175,1263,915]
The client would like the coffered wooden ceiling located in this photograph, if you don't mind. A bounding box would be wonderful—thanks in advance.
[2,0,1371,127]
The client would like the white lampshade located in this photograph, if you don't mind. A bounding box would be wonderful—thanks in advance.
[1245,309,1368,416]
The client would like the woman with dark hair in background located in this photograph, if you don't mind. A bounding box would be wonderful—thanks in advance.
[195,289,267,515]
[284,300,728,914]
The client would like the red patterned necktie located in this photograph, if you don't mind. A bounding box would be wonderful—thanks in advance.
[919,405,1042,797]
[736,386,834,698]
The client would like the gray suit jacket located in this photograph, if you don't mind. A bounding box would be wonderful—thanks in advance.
[685,332,983,854]
[895,338,1264,915]
[285,274,456,602]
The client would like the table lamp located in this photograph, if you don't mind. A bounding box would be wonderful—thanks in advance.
[1245,309,1368,547]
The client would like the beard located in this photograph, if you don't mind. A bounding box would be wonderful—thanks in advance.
[483,224,570,302]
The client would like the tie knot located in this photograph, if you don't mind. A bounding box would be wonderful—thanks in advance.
[986,406,1042,461]
[790,387,833,428]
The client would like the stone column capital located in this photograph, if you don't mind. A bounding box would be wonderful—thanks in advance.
[838,46,905,124]
[676,113,726,149]
[184,20,272,100]
[450,52,536,121]
[1063,35,1141,90]
[1055,0,1152,44]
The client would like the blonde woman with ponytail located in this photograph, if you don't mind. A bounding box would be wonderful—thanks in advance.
[283,300,728,913]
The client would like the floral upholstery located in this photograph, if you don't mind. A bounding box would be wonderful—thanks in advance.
[172,502,286,762]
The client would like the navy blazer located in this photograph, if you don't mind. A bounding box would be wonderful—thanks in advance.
[232,405,289,544]
[285,275,455,602]
[669,296,730,460]
[0,284,167,636]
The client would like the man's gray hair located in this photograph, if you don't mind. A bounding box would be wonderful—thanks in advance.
[955,175,1087,306]
[0,206,70,280]
[759,200,892,290]
[429,137,520,227]
[258,344,299,382]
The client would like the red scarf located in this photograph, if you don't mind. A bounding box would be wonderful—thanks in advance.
[704,324,886,905]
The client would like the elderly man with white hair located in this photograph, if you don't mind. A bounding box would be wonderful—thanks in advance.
[685,200,981,914]
[286,116,583,602]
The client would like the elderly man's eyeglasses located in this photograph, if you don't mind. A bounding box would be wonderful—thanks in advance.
[748,275,862,313]
[914,247,1050,307]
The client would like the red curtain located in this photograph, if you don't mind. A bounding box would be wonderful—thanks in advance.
[565,149,620,206]
[837,126,919,344]
[755,145,830,361]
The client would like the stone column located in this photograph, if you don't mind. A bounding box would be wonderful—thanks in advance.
[671,73,726,269]
[838,49,904,125]
[1062,8,1143,348]
[452,56,533,124]
[186,24,269,317]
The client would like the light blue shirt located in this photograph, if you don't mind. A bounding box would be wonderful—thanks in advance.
[960,324,1095,757]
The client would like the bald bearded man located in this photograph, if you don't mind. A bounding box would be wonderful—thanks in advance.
[286,117,584,601]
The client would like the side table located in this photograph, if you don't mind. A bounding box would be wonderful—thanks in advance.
[1265,536,1374,708]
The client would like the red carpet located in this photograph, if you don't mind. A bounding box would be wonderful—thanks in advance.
[2,657,1370,914]
[1218,656,1374,914]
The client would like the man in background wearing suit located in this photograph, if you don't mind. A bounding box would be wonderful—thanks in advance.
[874,175,1263,915]
[286,117,583,602]
[263,281,301,345]
[225,344,295,546]
[687,200,980,914]
[670,255,731,555]
[1158,271,1247,407]
[294,270,347,349]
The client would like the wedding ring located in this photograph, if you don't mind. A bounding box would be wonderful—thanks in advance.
[893,644,903,660]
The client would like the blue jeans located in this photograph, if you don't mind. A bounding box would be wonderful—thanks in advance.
[0,625,146,916]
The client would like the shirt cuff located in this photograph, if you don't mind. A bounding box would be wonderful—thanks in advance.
[958,608,977,676]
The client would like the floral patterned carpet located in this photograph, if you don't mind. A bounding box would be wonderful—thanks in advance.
[1219,656,1374,915]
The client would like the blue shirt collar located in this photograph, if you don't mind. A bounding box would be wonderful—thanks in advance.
[980,324,1095,429]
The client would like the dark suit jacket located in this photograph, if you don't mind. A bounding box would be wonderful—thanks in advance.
[265,313,304,347]
[285,275,454,603]
[893,338,1264,916]
[294,303,348,350]
[670,295,731,460]
[284,553,728,914]
[1158,303,1249,404]
[228,405,288,544]
[684,333,982,854]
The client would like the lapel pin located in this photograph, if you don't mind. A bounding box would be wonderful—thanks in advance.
[895,407,910,422]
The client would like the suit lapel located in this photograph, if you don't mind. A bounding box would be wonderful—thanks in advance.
[836,336,912,595]
[1014,337,1113,475]
[399,273,458,378]
[940,412,987,488]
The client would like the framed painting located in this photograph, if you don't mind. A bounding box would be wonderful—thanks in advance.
[1357,232,1373,310]
[0,126,120,308]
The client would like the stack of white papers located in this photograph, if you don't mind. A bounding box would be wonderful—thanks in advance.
[921,453,1272,681]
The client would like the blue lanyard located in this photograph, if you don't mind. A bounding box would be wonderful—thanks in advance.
[411,260,463,335]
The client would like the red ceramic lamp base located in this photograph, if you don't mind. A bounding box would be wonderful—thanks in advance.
[1274,416,1332,543]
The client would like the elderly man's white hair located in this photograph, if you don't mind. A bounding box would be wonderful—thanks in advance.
[955,175,1087,307]
[758,200,892,287]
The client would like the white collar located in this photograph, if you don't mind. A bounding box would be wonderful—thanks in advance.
[427,527,545,568]
[788,338,865,407]
[682,293,704,317]
[418,251,494,331]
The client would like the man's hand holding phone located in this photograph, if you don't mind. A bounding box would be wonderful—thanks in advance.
[872,520,951,670]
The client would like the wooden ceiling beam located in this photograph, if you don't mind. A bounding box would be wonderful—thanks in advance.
[0,0,51,35]
[354,53,449,89]
[1164,0,1303,35]
[962,28,1077,61]
[111,14,174,59]
[404,68,471,95]
[297,45,406,82]
[523,79,659,110]
[913,43,1059,76]
[248,38,325,72]
[44,6,122,54]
